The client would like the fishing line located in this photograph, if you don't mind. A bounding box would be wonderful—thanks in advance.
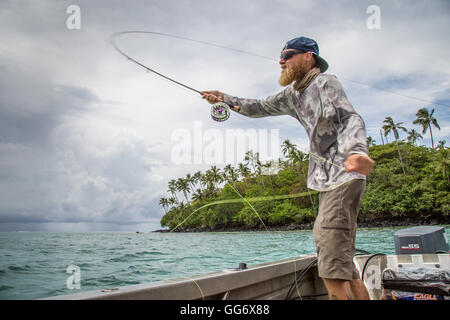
[340,77,450,109]
[110,31,275,96]
[110,31,450,109]
[168,188,320,233]
[167,175,328,300]
[177,276,206,300]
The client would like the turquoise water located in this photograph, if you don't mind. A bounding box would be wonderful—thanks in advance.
[0,226,448,300]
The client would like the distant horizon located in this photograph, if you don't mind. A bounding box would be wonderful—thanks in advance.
[1,223,448,233]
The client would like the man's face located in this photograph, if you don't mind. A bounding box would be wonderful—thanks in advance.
[279,49,310,87]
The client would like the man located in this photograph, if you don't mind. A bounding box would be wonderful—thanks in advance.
[201,36,375,300]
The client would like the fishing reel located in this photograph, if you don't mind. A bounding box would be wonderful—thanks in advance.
[210,102,231,122]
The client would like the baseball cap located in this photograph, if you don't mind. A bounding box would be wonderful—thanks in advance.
[282,36,328,72]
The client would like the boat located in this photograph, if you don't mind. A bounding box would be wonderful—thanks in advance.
[42,252,449,300]
[43,226,449,300]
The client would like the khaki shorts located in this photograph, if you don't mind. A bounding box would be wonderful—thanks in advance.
[313,179,366,281]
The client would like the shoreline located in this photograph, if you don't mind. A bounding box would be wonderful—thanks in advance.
[154,216,449,233]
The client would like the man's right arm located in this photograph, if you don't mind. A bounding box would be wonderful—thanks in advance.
[201,88,294,118]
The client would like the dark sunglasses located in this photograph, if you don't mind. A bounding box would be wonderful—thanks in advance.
[280,49,305,61]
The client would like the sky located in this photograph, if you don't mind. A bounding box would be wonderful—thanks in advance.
[0,0,449,232]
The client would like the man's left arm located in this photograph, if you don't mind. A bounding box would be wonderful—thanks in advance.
[324,76,375,176]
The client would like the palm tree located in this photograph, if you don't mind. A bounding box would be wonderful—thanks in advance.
[191,188,204,202]
[282,139,297,158]
[290,149,306,167]
[200,171,212,190]
[224,165,239,183]
[413,108,440,149]
[406,129,423,145]
[210,166,223,189]
[283,141,307,172]
[159,197,169,214]
[238,162,251,180]
[282,139,303,170]
[176,177,191,204]
[185,173,196,194]
[256,159,263,175]
[367,136,376,146]
[262,159,279,175]
[168,197,177,208]
[233,165,242,181]
[193,171,202,186]
[223,164,233,181]
[167,179,179,203]
[383,116,407,175]
[244,150,259,174]
[383,117,407,141]
[203,182,217,198]
[177,201,186,222]
[379,129,385,145]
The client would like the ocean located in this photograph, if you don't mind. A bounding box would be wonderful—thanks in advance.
[0,226,448,300]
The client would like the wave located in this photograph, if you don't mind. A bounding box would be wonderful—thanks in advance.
[8,265,32,272]
[104,250,165,263]
[0,285,14,292]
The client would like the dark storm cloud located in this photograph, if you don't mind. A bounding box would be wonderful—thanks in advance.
[0,47,163,229]
[0,60,98,146]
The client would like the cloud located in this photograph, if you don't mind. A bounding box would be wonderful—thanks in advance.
[0,56,167,230]
[0,0,449,231]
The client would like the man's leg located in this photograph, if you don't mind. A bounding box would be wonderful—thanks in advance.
[349,278,370,300]
[323,278,370,300]
[323,278,354,300]
[313,179,368,300]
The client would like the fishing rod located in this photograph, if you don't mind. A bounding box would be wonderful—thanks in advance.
[110,31,203,95]
[110,31,245,122]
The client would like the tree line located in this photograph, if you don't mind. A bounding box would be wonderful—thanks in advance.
[159,107,449,231]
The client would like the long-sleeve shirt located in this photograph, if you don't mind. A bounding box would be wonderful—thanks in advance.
[223,73,369,192]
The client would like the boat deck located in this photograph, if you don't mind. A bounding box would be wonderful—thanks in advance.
[43,253,449,300]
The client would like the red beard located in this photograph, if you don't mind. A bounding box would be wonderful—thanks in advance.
[279,60,308,87]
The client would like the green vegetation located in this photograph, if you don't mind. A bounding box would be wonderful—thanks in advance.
[159,109,449,231]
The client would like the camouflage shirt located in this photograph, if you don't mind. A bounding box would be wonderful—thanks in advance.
[223,73,368,192]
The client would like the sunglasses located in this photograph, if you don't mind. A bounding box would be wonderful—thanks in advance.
[280,49,305,61]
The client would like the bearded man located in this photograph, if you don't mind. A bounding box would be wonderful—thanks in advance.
[201,36,374,300]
